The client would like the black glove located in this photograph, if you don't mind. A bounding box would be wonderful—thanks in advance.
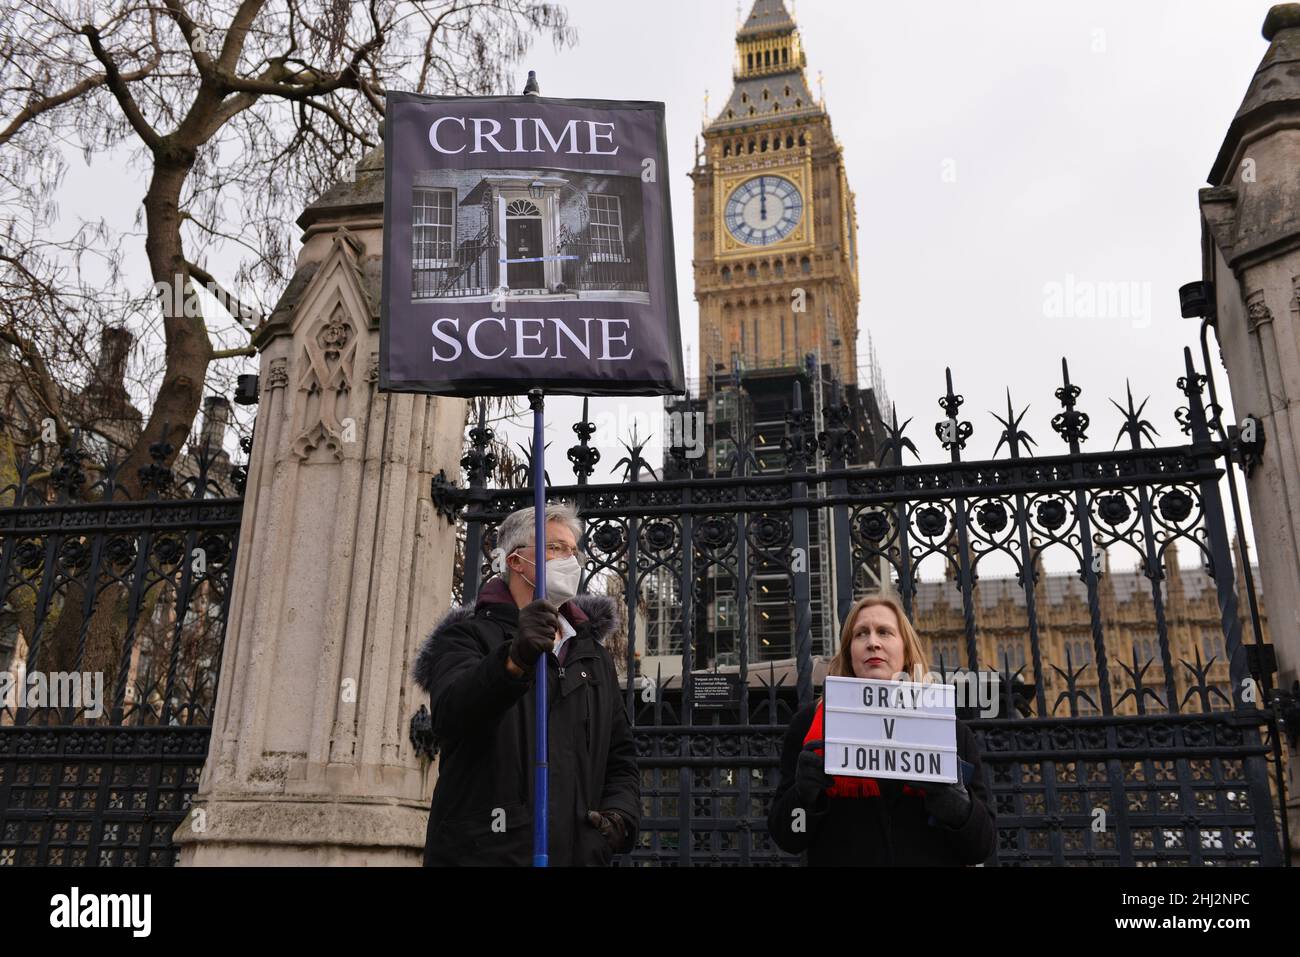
[509,598,559,672]
[587,809,629,852]
[897,777,973,828]
[921,780,972,828]
[795,738,835,807]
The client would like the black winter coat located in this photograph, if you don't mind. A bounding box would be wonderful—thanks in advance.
[413,577,640,866]
[767,701,996,866]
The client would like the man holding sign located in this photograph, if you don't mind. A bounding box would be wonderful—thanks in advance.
[766,593,995,866]
[414,504,639,866]
[384,77,682,867]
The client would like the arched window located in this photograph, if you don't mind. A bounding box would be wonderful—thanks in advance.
[505,199,540,217]
[723,143,731,157]
[798,133,806,146]
[786,135,794,149]
[764,49,771,66]
[760,138,767,152]
[800,256,811,275]
[773,260,784,277]
[747,53,753,69]
[746,263,757,279]
[763,89,769,100]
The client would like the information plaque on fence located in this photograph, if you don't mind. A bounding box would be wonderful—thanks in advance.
[690,673,741,710]
[380,90,684,398]
[823,676,959,784]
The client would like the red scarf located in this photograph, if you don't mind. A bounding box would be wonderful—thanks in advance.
[803,698,928,800]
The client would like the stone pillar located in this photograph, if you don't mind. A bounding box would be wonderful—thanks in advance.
[1198,4,1300,861]
[174,147,465,865]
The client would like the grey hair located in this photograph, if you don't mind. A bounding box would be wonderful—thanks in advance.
[497,501,582,583]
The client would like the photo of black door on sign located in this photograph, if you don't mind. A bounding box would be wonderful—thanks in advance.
[507,216,545,290]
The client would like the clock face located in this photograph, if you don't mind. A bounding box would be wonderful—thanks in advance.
[725,175,803,246]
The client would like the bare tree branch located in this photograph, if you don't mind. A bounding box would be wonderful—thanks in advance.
[2,0,578,490]
[211,346,256,359]
[0,53,160,147]
[80,23,165,152]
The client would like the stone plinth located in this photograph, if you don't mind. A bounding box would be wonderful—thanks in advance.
[175,148,463,865]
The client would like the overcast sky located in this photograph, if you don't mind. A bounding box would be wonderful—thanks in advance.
[496,0,1268,566]
[520,0,1270,457]
[515,0,1275,575]
[55,0,1277,574]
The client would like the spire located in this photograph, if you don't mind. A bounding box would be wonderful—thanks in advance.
[733,0,803,78]
[1164,538,1183,599]
[738,0,795,37]
[1209,4,1300,182]
[709,0,820,131]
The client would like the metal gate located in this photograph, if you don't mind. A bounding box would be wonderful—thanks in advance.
[0,438,245,866]
[1,348,1289,866]
[428,340,1291,866]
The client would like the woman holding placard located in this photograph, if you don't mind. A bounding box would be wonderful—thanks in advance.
[766,592,996,865]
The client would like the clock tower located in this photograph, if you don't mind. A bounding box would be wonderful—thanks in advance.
[653,0,883,671]
[691,0,860,388]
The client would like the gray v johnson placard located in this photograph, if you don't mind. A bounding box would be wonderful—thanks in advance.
[380,91,685,397]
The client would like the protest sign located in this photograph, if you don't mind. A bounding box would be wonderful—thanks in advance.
[381,90,684,397]
[822,675,959,783]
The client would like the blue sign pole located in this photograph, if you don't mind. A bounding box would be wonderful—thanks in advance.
[528,387,548,867]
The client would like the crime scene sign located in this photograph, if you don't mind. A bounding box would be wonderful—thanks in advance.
[823,676,958,784]
[380,90,684,398]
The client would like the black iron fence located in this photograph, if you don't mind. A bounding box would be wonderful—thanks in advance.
[413,224,496,300]
[411,231,650,301]
[428,340,1292,866]
[0,434,245,866]
[1,338,1291,867]
[557,238,648,294]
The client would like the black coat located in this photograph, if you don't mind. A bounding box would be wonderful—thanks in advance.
[413,579,640,866]
[767,701,996,866]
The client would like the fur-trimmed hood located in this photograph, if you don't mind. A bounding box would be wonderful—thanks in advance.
[413,580,619,692]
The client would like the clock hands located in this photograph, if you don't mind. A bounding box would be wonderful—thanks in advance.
[728,177,798,245]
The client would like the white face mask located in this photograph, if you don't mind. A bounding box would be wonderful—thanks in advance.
[515,552,582,605]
